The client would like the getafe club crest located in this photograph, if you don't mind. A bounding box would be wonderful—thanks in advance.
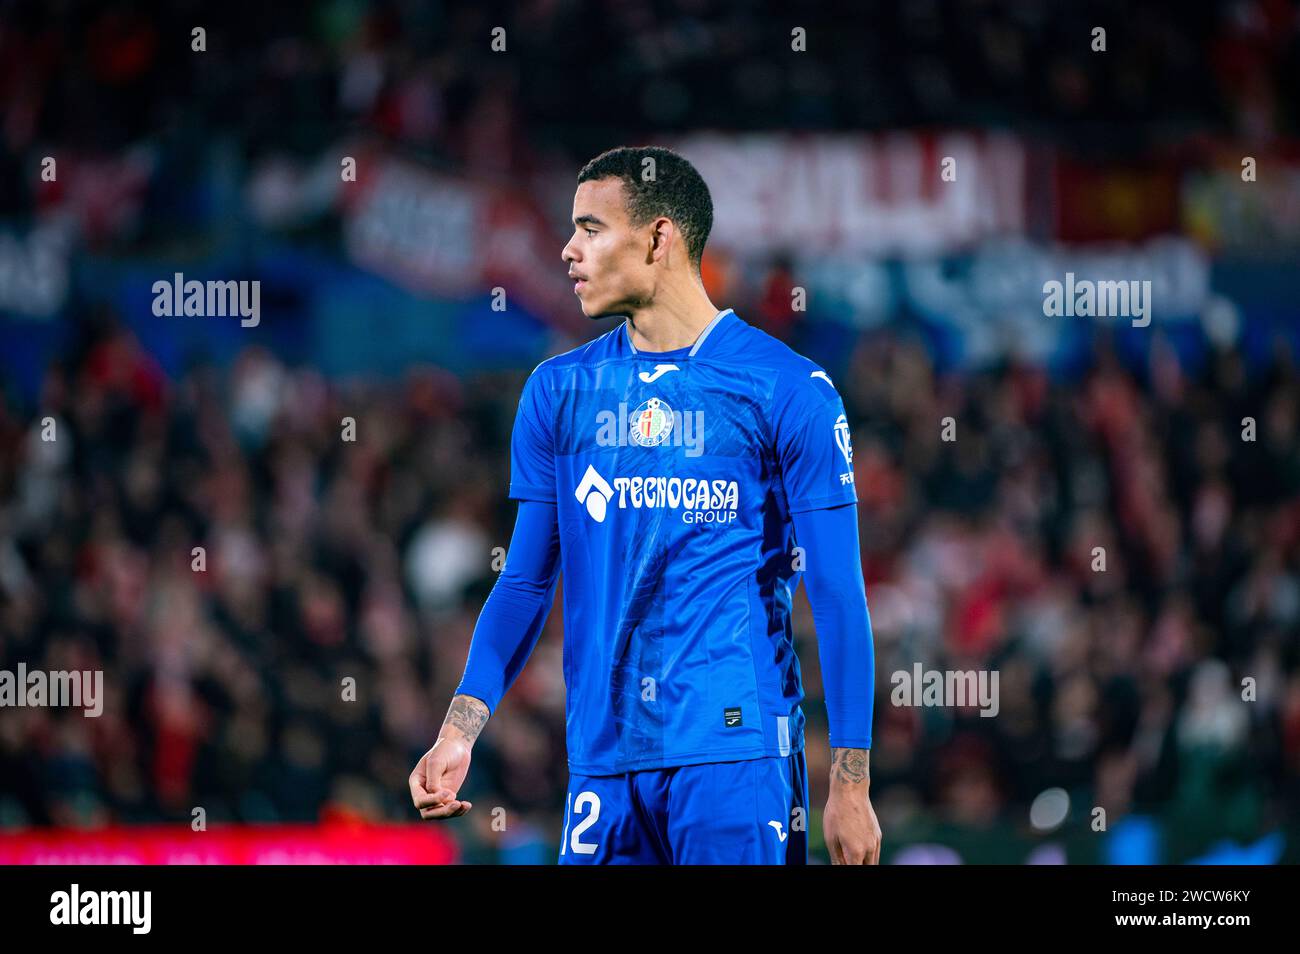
[630,397,674,447]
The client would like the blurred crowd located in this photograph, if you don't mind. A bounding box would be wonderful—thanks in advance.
[834,331,1299,850]
[1,0,1297,207]
[1,306,1296,861]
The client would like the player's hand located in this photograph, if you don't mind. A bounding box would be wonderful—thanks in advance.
[409,736,474,819]
[823,747,882,864]
[823,787,881,864]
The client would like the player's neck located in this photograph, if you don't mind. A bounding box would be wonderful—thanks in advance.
[625,283,721,353]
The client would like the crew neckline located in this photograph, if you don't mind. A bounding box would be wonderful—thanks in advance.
[624,308,735,358]
[635,343,693,358]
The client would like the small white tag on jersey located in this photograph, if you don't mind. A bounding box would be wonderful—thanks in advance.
[777,716,790,756]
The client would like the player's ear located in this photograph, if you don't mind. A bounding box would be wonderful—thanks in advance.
[647,216,673,265]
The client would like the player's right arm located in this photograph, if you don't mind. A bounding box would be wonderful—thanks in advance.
[409,497,562,819]
[411,364,560,820]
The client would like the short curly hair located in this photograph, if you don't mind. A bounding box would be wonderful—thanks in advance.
[577,146,714,270]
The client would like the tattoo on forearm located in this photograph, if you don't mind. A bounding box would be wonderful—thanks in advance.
[442,695,490,744]
[831,747,869,785]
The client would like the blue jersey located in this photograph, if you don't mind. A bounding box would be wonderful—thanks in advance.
[509,308,858,776]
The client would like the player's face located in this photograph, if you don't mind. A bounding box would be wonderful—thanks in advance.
[562,178,654,319]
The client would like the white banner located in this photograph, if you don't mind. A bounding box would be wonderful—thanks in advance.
[668,132,1025,254]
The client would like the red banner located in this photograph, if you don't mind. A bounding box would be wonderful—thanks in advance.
[0,822,458,865]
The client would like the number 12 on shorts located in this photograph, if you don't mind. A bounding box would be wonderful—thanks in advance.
[561,790,600,856]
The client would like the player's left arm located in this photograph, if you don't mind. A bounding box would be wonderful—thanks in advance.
[790,502,881,865]
[775,370,880,864]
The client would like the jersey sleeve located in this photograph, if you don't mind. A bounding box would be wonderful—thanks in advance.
[455,499,562,714]
[792,503,875,749]
[508,364,558,503]
[774,371,858,514]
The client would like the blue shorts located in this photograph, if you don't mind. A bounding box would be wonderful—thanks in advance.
[558,753,809,865]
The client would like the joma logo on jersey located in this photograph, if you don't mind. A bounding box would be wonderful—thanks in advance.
[595,399,705,457]
[575,465,738,524]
